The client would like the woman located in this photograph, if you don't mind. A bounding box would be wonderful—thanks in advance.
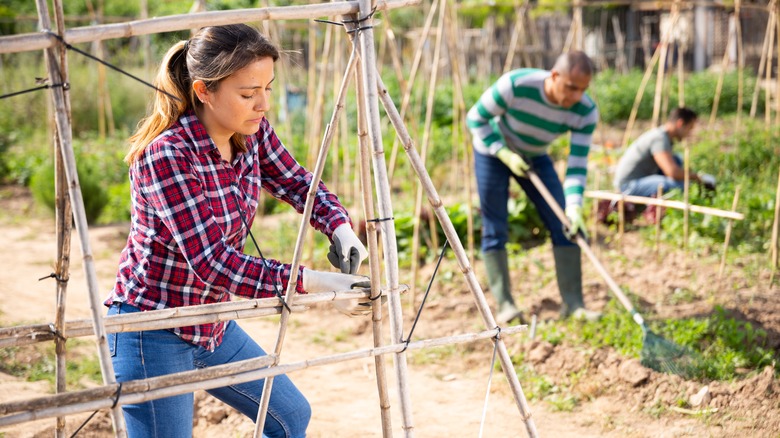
[105,24,369,437]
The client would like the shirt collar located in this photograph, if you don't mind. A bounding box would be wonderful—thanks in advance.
[178,109,218,157]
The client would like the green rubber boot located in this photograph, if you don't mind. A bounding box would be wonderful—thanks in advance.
[553,246,601,321]
[483,249,524,324]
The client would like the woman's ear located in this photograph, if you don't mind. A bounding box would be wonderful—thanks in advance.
[192,80,209,104]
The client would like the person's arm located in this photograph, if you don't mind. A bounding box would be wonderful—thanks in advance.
[653,150,701,182]
[466,72,514,155]
[255,119,351,237]
[563,107,599,208]
[136,140,304,298]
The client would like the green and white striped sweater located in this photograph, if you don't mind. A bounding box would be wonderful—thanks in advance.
[466,68,599,207]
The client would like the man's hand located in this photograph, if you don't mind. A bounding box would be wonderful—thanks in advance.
[327,224,368,274]
[565,205,588,240]
[699,173,716,191]
[496,147,530,177]
[302,268,372,317]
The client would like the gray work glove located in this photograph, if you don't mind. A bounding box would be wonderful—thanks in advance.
[327,224,369,274]
[699,173,716,191]
[302,268,372,317]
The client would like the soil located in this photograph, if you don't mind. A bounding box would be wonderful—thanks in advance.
[0,184,778,438]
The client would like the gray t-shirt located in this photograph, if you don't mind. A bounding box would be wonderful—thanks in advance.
[613,127,673,189]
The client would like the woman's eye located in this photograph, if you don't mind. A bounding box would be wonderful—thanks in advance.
[241,95,253,100]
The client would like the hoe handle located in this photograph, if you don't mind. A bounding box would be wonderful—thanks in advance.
[526,170,645,327]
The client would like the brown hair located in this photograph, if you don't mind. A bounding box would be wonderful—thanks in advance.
[126,24,280,164]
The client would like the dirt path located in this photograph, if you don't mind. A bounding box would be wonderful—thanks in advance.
[0,185,777,437]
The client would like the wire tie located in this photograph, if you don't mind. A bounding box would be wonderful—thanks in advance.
[314,19,344,27]
[48,323,66,341]
[111,382,123,409]
[399,338,411,353]
[366,216,394,223]
[494,326,502,341]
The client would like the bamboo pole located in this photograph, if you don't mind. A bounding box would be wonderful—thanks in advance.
[766,8,776,128]
[351,2,414,434]
[612,16,628,74]
[590,171,600,245]
[502,0,526,74]
[652,1,680,126]
[621,45,662,147]
[750,0,775,118]
[445,1,476,261]
[387,0,439,181]
[51,2,72,436]
[618,195,625,240]
[34,0,127,435]
[735,0,744,131]
[254,48,358,437]
[655,183,663,254]
[375,73,539,438]
[355,47,393,436]
[708,32,733,129]
[0,289,396,349]
[683,143,690,258]
[411,0,446,308]
[771,168,780,280]
[0,325,526,428]
[584,191,745,220]
[718,185,740,282]
[776,4,780,127]
[0,0,423,54]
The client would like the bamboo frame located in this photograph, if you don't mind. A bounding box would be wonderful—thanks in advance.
[718,186,741,282]
[34,0,127,434]
[375,73,539,437]
[584,191,745,220]
[0,325,526,428]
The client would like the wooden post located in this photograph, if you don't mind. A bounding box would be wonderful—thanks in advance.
[683,143,690,259]
[34,0,127,435]
[355,49,393,437]
[375,73,539,438]
[353,1,415,433]
[254,44,357,437]
[655,183,663,254]
[503,0,526,73]
[411,0,445,308]
[652,1,680,126]
[750,0,775,118]
[718,186,741,282]
[618,194,625,240]
[771,167,780,283]
[708,32,733,129]
[735,0,744,131]
[766,6,776,128]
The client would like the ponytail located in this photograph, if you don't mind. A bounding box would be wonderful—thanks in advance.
[125,41,193,164]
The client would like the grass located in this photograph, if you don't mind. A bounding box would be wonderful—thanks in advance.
[0,338,104,391]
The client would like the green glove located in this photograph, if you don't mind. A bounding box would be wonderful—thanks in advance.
[495,147,530,177]
[565,204,588,240]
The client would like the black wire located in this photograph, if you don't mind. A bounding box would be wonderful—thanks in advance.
[44,31,181,103]
[400,240,450,352]
[232,185,291,314]
[0,82,68,100]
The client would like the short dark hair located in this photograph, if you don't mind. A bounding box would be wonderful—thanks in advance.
[552,51,594,76]
[668,107,697,124]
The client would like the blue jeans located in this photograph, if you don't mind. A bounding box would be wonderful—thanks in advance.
[108,303,310,438]
[475,152,575,252]
[619,154,684,198]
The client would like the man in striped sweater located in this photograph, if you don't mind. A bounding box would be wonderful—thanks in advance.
[467,51,601,324]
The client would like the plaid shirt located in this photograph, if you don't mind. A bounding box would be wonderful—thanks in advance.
[106,110,351,350]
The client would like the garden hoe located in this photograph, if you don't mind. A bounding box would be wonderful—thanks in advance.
[525,169,696,377]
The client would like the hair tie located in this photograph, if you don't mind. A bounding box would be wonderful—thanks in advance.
[184,40,190,52]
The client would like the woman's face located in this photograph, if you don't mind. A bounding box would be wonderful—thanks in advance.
[195,56,275,143]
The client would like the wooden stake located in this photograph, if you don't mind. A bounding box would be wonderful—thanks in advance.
[0,326,527,428]
[254,43,357,437]
[585,190,744,220]
[376,73,539,437]
[34,0,127,434]
[355,47,393,436]
[655,183,663,254]
[771,167,780,280]
[735,0,744,131]
[351,3,414,433]
[718,185,741,282]
[766,7,776,128]
[708,30,733,129]
[750,0,775,118]
[683,143,690,260]
[411,0,446,308]
[503,0,526,73]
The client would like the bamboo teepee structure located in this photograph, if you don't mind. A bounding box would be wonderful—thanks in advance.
[0,1,537,437]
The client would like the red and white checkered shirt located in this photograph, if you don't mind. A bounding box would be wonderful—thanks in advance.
[106,110,350,350]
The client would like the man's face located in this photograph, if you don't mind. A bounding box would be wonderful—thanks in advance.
[675,119,697,141]
[548,68,592,108]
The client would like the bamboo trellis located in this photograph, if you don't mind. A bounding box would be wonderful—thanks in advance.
[0,1,539,437]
